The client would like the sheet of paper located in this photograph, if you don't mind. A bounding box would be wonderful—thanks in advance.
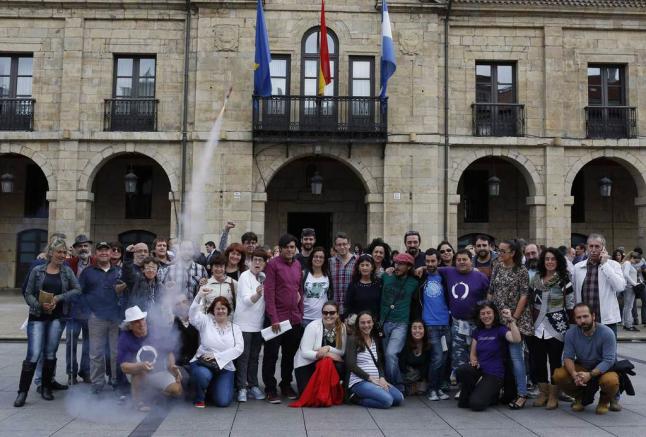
[261,320,292,341]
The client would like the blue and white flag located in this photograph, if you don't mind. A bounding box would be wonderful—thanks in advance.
[254,0,272,97]
[380,0,397,100]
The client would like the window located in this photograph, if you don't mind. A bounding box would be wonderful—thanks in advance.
[462,170,489,223]
[474,62,520,136]
[270,55,290,96]
[587,65,625,106]
[24,164,48,218]
[349,56,375,122]
[301,27,338,97]
[113,56,156,98]
[476,63,515,104]
[586,65,632,138]
[125,165,153,219]
[571,171,585,223]
[108,56,157,131]
[15,229,47,286]
[0,55,32,98]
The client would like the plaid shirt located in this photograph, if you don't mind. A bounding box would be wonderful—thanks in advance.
[165,261,208,298]
[329,254,357,314]
[581,259,601,320]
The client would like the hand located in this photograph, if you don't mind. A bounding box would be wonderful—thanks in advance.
[114,281,127,294]
[126,244,135,253]
[600,248,609,265]
[326,352,343,362]
[140,361,153,372]
[225,221,236,230]
[169,365,182,382]
[574,371,588,386]
[377,377,390,390]
[255,285,263,296]
[198,278,208,287]
[470,359,479,368]
[198,287,211,297]
[414,266,425,278]
[500,308,512,322]
[37,252,47,260]
[42,301,57,312]
[271,323,281,334]
[385,267,395,275]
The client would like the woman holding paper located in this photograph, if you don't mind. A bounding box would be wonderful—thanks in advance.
[15,238,81,407]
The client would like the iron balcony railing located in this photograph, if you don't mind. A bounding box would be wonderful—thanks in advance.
[585,106,637,139]
[104,98,159,132]
[471,103,525,137]
[0,98,35,131]
[252,95,387,142]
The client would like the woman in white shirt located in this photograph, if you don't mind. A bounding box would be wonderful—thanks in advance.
[232,249,269,402]
[189,292,243,408]
[623,251,642,332]
[198,255,236,313]
[294,301,347,394]
[302,247,333,326]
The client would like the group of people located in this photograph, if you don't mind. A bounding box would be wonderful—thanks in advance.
[13,226,636,416]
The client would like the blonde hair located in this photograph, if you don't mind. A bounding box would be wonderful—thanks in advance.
[47,238,68,260]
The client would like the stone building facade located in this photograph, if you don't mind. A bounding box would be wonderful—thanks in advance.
[1,0,645,288]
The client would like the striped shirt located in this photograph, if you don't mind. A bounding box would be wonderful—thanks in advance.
[348,341,379,387]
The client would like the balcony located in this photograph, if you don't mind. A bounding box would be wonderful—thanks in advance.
[0,98,35,131]
[104,98,158,132]
[471,103,525,137]
[252,95,387,143]
[585,106,637,139]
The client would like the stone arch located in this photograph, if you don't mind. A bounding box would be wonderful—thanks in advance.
[565,149,646,197]
[450,149,542,197]
[79,145,179,193]
[254,147,379,195]
[0,144,55,191]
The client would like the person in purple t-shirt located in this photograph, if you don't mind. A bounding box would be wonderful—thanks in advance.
[438,249,490,378]
[457,302,521,411]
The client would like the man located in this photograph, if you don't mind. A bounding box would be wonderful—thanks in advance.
[117,306,183,411]
[380,252,419,392]
[262,234,304,403]
[152,237,173,281]
[472,235,497,279]
[439,249,490,380]
[573,243,588,264]
[553,303,619,414]
[295,228,316,269]
[404,230,426,268]
[524,243,540,281]
[204,241,219,267]
[80,242,122,393]
[164,241,208,298]
[329,232,357,315]
[66,234,96,385]
[418,248,451,401]
[241,232,259,260]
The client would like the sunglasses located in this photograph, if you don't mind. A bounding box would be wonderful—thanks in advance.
[322,311,337,316]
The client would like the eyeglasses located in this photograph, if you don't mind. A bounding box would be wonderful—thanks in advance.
[322,311,337,316]
[439,249,453,254]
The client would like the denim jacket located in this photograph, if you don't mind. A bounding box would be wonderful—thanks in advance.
[23,264,81,318]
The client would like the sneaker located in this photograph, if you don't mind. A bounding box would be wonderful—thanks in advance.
[194,401,206,409]
[266,392,281,404]
[609,399,622,412]
[281,385,298,400]
[437,389,450,400]
[237,389,247,403]
[248,386,266,400]
[428,390,440,401]
[450,371,457,386]
[454,390,461,400]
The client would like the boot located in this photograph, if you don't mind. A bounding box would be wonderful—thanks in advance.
[532,383,549,407]
[546,384,559,410]
[41,359,56,401]
[14,361,36,407]
[596,392,611,415]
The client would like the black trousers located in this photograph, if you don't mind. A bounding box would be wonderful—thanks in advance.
[526,335,563,384]
[261,324,303,394]
[294,360,346,395]
[457,365,503,411]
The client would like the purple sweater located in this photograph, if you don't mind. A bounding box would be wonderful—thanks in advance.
[264,255,304,325]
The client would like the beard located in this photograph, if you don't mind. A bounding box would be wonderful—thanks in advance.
[407,248,419,256]
[580,322,594,332]
[525,259,538,270]
[477,249,488,258]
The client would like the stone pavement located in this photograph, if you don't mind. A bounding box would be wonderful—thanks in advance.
[0,341,644,437]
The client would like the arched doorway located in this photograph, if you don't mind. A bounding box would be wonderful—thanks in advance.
[0,153,49,288]
[457,157,530,244]
[264,157,367,250]
[570,158,639,250]
[91,153,171,246]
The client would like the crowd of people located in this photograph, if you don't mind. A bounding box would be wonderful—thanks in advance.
[13,225,637,415]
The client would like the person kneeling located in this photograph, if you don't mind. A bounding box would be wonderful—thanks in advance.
[457,303,521,411]
[117,306,183,412]
[553,303,619,415]
[189,293,243,408]
[345,311,404,409]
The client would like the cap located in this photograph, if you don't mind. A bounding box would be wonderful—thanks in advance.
[95,241,110,250]
[393,252,415,266]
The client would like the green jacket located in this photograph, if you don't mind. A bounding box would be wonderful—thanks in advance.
[380,273,419,323]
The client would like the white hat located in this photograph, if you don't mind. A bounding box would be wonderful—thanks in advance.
[124,305,147,323]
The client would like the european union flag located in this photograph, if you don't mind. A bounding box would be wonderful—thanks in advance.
[254,0,272,97]
[380,0,397,100]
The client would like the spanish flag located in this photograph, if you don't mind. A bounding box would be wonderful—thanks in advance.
[318,0,331,96]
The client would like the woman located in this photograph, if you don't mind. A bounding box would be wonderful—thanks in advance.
[199,254,237,312]
[345,311,404,409]
[110,242,123,267]
[293,301,347,398]
[302,247,333,326]
[488,239,532,409]
[526,248,575,410]
[345,254,381,320]
[622,251,642,332]
[457,302,521,411]
[224,243,247,280]
[233,248,269,402]
[613,249,625,264]
[353,243,363,256]
[124,257,163,312]
[398,321,430,396]
[189,294,244,408]
[367,238,392,278]
[436,241,455,267]
[15,238,81,407]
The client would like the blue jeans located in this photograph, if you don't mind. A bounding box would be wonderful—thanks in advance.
[426,325,450,391]
[382,322,408,389]
[190,362,234,407]
[509,341,527,397]
[26,319,65,363]
[66,319,90,377]
[350,381,404,409]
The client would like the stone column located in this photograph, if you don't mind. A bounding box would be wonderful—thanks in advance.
[447,194,461,245]
[543,26,564,137]
[251,192,267,245]
[365,193,384,241]
[635,197,646,249]
[526,196,546,246]
[60,17,84,133]
[75,190,94,238]
[561,196,575,247]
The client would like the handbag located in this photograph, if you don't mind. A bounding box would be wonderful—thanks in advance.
[197,355,221,374]
[633,282,645,295]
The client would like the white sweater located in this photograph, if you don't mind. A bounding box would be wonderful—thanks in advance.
[232,270,265,332]
[189,295,244,371]
[293,318,346,369]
